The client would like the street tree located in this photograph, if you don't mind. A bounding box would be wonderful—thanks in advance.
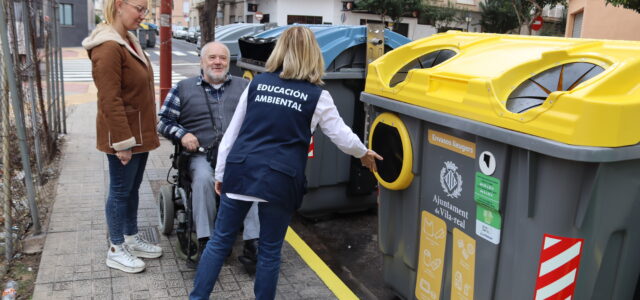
[423,1,459,31]
[199,0,219,44]
[605,0,640,13]
[355,0,423,29]
[511,0,565,35]
[479,0,520,33]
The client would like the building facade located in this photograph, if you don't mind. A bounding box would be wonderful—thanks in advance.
[238,0,482,40]
[566,0,640,40]
[58,0,94,46]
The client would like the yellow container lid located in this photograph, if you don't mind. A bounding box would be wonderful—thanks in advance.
[364,31,640,147]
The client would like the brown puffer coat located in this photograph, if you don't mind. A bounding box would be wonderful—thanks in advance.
[82,24,159,154]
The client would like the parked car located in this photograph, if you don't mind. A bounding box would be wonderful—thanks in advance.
[186,27,200,43]
[172,26,188,39]
[196,23,278,76]
[196,23,277,53]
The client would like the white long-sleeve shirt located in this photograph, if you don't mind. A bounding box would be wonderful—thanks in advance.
[215,87,368,202]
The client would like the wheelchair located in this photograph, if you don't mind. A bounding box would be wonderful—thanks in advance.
[156,142,203,266]
[156,142,259,272]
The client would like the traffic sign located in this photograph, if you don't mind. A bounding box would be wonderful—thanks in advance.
[531,16,544,31]
[255,11,263,22]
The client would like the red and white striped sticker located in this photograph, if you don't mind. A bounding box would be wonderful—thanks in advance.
[534,234,584,300]
[308,136,314,158]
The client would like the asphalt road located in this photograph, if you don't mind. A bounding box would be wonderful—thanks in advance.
[147,38,398,300]
[146,37,202,79]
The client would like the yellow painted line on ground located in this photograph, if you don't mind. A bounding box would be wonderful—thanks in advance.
[285,227,359,300]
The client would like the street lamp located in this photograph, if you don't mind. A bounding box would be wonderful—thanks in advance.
[465,16,471,32]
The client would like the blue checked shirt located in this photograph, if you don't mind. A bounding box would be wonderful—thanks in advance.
[157,74,232,142]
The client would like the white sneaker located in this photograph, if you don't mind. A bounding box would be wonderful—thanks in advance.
[106,243,145,273]
[124,233,163,259]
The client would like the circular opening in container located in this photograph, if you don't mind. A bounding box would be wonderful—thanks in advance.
[506,62,605,113]
[372,123,403,182]
[369,112,414,190]
[389,49,457,87]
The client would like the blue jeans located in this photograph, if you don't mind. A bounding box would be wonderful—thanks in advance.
[190,195,293,300]
[106,152,148,245]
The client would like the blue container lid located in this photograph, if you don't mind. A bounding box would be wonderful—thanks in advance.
[253,24,411,67]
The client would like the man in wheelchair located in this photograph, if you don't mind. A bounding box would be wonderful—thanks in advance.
[158,41,259,270]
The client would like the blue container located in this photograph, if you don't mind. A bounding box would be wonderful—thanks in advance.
[238,25,411,217]
[250,25,410,71]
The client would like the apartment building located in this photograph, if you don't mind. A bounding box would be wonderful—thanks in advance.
[236,0,482,40]
[566,0,640,40]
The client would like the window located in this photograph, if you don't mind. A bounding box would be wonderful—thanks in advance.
[456,0,475,5]
[59,3,73,26]
[417,13,434,25]
[287,15,323,25]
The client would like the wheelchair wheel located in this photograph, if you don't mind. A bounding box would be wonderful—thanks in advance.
[175,232,200,261]
[158,185,175,235]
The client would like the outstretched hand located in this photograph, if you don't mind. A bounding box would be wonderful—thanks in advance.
[360,149,383,173]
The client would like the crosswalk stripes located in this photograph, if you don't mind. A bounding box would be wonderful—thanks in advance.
[61,59,93,82]
[61,59,187,85]
[151,63,187,85]
[140,50,202,57]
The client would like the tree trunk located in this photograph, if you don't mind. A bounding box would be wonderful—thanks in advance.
[199,0,219,44]
[511,0,526,33]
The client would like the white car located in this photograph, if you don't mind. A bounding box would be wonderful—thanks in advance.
[196,23,277,54]
[172,26,188,39]
[186,27,200,43]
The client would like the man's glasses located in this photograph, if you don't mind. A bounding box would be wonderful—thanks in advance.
[123,0,148,16]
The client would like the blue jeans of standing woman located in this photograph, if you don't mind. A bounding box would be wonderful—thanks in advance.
[106,152,148,245]
[190,194,293,300]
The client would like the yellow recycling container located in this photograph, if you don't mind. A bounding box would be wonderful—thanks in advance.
[365,31,640,148]
[363,32,640,300]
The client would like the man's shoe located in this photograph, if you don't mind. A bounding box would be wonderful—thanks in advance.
[243,238,258,261]
[124,233,163,259]
[238,238,258,274]
[106,243,145,273]
[185,238,209,269]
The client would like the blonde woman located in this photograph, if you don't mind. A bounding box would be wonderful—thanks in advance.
[190,26,382,300]
[82,0,162,273]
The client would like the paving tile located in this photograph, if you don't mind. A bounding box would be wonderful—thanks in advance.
[93,278,111,295]
[149,288,169,298]
[167,287,188,297]
[71,280,93,297]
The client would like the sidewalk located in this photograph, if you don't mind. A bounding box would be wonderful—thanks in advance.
[32,58,344,299]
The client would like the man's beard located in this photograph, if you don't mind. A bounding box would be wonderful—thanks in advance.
[205,68,228,83]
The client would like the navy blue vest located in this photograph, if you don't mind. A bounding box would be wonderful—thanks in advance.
[222,72,322,210]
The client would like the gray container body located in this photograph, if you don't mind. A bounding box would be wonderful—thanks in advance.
[300,70,376,217]
[363,92,640,300]
[229,56,242,77]
[237,56,377,217]
[137,29,147,49]
[146,30,156,48]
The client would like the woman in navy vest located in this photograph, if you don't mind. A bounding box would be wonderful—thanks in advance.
[190,26,382,300]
